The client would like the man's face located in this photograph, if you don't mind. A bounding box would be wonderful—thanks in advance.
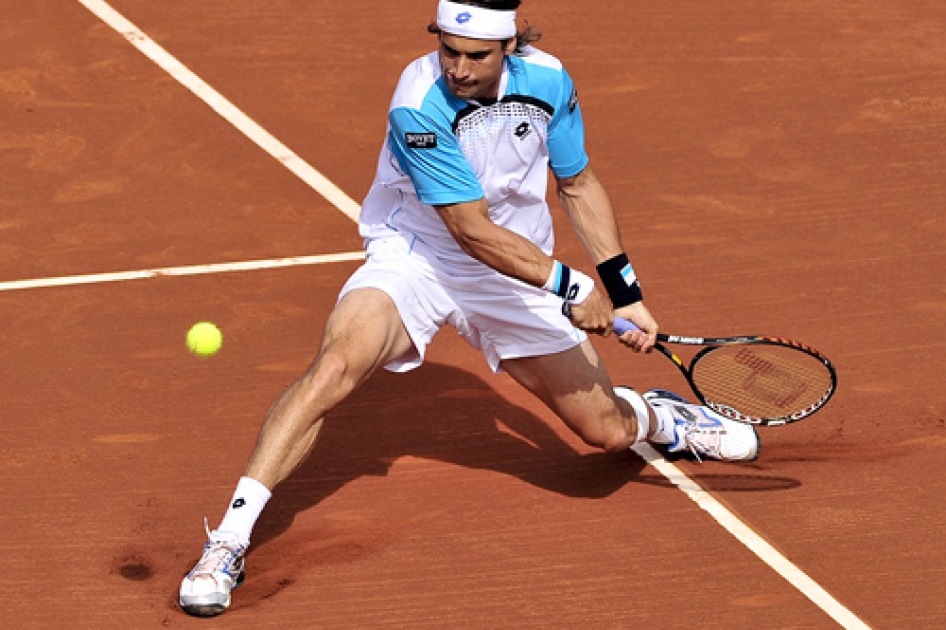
[438,33,516,101]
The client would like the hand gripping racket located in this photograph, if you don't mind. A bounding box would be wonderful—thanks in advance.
[614,317,837,426]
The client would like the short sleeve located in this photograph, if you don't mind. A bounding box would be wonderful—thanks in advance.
[388,106,485,206]
[547,69,589,178]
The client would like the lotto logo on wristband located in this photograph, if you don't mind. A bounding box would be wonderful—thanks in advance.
[620,263,636,285]
[544,260,594,306]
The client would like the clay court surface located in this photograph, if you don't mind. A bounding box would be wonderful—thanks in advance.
[2,1,944,627]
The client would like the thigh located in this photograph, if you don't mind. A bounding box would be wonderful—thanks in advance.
[339,236,455,372]
[320,288,417,378]
[500,339,626,444]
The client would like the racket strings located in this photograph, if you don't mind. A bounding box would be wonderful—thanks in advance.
[690,344,834,420]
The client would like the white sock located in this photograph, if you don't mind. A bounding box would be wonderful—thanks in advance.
[214,476,272,547]
[614,388,650,444]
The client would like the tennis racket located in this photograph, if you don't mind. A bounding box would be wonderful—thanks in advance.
[614,317,837,426]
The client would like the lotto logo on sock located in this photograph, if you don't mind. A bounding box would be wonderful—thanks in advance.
[232,498,246,509]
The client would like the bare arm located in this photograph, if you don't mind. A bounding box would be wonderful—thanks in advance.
[434,198,615,334]
[555,165,623,264]
[435,167,619,276]
[434,197,554,286]
[556,165,658,351]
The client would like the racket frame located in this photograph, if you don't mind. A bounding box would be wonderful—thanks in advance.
[650,334,838,426]
[614,317,838,427]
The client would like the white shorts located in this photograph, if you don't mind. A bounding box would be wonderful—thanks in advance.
[339,235,587,373]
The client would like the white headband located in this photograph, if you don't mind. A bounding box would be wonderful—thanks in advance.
[436,0,517,41]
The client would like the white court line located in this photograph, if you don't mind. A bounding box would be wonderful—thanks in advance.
[0,252,364,293]
[75,0,362,222]
[74,2,870,628]
[632,444,870,629]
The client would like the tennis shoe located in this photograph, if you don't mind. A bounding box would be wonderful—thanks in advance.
[179,522,246,617]
[644,388,760,462]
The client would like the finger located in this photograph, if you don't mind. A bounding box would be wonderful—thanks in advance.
[598,318,613,338]
[641,335,657,352]
[624,331,645,353]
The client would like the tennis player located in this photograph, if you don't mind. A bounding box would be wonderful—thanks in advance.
[180,0,760,616]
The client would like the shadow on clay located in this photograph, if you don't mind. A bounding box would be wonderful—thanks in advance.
[174,362,802,613]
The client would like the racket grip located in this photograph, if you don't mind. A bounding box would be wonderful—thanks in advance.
[613,316,640,335]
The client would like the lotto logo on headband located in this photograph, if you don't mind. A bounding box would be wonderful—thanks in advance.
[456,11,472,24]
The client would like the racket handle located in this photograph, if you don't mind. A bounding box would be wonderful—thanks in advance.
[613,316,639,335]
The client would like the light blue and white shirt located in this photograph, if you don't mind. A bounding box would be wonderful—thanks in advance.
[359,46,589,276]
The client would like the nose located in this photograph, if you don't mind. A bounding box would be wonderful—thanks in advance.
[452,55,471,80]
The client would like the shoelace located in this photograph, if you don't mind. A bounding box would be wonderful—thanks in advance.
[191,518,244,577]
[680,420,724,464]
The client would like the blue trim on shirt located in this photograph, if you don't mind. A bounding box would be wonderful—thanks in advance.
[388,106,484,206]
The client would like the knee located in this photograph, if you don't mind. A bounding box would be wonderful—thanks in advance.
[287,351,356,414]
[599,426,636,453]
[579,411,636,453]
[304,351,353,393]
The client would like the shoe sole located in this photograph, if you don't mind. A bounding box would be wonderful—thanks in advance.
[748,426,761,462]
[180,600,229,617]
[179,571,244,617]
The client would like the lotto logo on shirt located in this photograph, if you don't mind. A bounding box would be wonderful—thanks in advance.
[568,88,579,113]
[406,133,438,149]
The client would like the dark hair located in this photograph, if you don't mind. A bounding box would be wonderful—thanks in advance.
[459,0,521,9]
[427,0,542,53]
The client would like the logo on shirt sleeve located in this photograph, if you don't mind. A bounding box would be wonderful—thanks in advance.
[405,132,438,149]
[568,88,579,113]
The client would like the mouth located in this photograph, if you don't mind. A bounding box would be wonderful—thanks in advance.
[446,76,475,92]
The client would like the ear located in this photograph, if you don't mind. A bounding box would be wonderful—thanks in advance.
[503,37,517,55]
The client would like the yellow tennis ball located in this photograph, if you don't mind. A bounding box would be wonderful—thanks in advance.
[187,322,223,357]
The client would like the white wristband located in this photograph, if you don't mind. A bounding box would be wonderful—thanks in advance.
[565,269,595,305]
[543,261,595,305]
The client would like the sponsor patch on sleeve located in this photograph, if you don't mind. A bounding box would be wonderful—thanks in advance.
[568,88,579,113]
[405,132,438,149]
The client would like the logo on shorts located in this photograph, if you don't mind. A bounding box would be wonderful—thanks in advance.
[456,11,472,24]
[514,122,532,140]
[232,498,246,509]
[405,133,438,149]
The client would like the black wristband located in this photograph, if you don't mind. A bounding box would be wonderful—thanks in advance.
[596,253,643,308]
